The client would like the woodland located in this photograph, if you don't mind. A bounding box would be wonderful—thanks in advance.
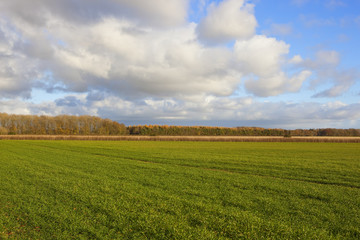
[0,113,359,136]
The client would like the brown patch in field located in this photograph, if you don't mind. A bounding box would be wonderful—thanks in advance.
[0,135,360,142]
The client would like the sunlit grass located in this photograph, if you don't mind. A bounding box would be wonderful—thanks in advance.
[1,141,359,239]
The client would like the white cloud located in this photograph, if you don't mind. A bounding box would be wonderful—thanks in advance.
[2,0,356,128]
[74,96,360,128]
[235,35,289,77]
[315,50,340,66]
[296,49,358,98]
[289,55,303,65]
[1,7,309,100]
[244,70,311,97]
[0,19,40,98]
[0,55,36,98]
[42,17,241,98]
[197,0,257,44]
[312,69,358,98]
[234,35,311,97]
[1,95,359,129]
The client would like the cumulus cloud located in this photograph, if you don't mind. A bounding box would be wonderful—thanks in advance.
[64,97,360,128]
[2,0,356,128]
[235,35,289,77]
[197,0,257,44]
[0,0,311,101]
[0,0,313,102]
[235,35,311,96]
[312,69,358,98]
[48,19,240,98]
[297,50,358,98]
[0,19,41,98]
[1,95,360,129]
[289,55,304,65]
[244,71,311,97]
[0,55,37,99]
[0,12,239,99]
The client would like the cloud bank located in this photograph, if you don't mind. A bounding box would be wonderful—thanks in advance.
[0,0,358,128]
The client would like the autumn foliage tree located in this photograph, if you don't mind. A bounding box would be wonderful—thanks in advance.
[0,126,8,135]
[0,113,127,135]
[1,113,359,136]
[127,125,360,137]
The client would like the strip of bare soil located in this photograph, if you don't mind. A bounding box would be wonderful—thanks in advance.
[1,135,360,142]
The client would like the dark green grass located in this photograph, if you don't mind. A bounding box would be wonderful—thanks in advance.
[1,141,359,239]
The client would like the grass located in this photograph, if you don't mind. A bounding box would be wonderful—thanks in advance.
[0,140,359,239]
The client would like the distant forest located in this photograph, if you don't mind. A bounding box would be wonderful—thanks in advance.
[0,113,127,135]
[1,113,359,136]
[128,125,360,137]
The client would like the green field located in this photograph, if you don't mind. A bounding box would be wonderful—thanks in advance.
[1,141,359,239]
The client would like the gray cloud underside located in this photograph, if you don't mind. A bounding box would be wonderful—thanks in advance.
[1,0,188,27]
[0,0,316,100]
[1,96,359,128]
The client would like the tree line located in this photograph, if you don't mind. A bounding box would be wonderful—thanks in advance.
[0,113,127,135]
[128,125,360,137]
[0,113,359,136]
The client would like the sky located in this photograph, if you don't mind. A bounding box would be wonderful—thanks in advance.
[0,0,359,129]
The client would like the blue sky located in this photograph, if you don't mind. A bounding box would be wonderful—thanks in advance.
[0,0,359,128]
[256,0,360,107]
